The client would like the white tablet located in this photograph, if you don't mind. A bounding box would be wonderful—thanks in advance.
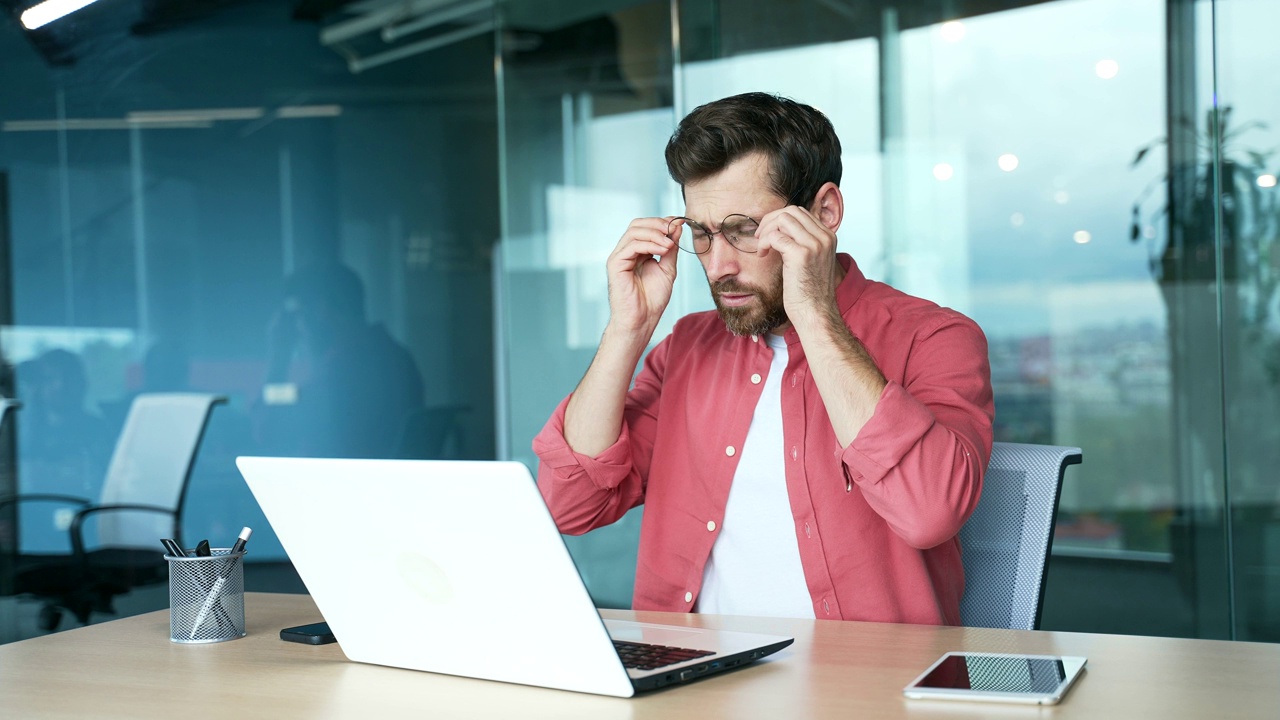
[903,652,1087,705]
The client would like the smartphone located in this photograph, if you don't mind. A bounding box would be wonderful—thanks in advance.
[280,621,337,645]
[903,652,1087,705]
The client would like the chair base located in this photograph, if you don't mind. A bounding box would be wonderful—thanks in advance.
[4,548,168,630]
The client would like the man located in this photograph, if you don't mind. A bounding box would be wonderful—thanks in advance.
[255,262,425,459]
[533,92,993,625]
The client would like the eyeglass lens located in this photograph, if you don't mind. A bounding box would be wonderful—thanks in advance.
[668,214,760,254]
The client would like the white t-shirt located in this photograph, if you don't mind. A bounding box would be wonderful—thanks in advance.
[695,333,815,618]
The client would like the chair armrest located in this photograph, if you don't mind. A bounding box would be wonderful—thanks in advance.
[69,504,177,560]
[0,493,92,513]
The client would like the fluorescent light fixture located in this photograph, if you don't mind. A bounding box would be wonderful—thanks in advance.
[3,118,211,132]
[321,0,457,46]
[276,105,343,119]
[382,0,490,43]
[350,19,492,74]
[20,0,101,30]
[127,107,265,122]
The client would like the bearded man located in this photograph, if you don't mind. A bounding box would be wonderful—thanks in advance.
[533,92,994,625]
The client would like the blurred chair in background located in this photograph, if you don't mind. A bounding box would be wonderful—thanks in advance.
[0,393,224,630]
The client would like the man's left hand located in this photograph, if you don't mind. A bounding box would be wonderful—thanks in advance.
[755,204,841,329]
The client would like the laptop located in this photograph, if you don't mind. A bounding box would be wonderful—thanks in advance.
[236,457,794,698]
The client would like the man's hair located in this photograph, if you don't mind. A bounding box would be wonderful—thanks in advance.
[285,262,366,321]
[664,92,842,206]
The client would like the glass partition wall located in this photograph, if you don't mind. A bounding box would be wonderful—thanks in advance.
[496,0,1280,642]
[0,0,499,642]
[2,0,1275,646]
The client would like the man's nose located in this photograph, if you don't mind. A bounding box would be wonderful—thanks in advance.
[700,233,740,283]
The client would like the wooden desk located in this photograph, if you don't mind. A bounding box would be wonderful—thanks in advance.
[2,592,1277,719]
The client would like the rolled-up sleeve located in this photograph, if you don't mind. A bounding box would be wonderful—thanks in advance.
[533,334,671,535]
[841,316,994,549]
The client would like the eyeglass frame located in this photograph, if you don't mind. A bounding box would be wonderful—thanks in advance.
[667,190,810,256]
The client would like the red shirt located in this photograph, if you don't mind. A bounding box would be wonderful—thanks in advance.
[533,254,994,624]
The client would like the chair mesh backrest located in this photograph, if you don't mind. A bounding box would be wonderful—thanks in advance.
[958,442,1081,630]
[96,393,222,549]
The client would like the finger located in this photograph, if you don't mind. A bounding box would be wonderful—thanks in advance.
[758,210,829,256]
[626,216,681,237]
[611,239,676,268]
[653,235,679,278]
[760,206,825,240]
[777,206,831,242]
[614,225,676,255]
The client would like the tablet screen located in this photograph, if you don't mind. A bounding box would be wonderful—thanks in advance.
[904,652,1087,704]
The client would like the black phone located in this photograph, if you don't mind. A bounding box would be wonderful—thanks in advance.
[280,621,336,645]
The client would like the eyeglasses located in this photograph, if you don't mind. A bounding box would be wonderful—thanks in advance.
[667,192,809,255]
[667,214,762,255]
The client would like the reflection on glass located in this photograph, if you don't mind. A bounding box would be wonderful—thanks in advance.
[916,654,1067,694]
[1,1,499,641]
[1216,0,1280,642]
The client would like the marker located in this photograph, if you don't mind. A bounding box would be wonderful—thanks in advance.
[161,538,187,558]
[189,527,253,639]
[229,527,252,555]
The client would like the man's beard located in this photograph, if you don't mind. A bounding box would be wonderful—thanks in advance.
[710,272,788,337]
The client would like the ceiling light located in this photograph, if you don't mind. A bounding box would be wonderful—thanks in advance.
[127,108,265,122]
[3,118,211,132]
[21,0,101,30]
[276,105,343,119]
[939,21,965,43]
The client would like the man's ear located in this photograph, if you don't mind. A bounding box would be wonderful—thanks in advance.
[810,182,843,233]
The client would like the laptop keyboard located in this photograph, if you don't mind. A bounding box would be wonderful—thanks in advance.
[613,640,715,671]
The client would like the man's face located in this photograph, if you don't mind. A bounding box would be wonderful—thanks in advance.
[682,152,788,336]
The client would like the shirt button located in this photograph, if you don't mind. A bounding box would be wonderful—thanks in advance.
[751,335,759,342]
[791,375,797,387]
[725,446,736,457]
[822,599,831,615]
[707,520,716,532]
[804,522,812,538]
[791,446,798,460]
[750,373,762,384]
[685,591,693,603]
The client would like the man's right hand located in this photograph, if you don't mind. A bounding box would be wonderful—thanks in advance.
[563,218,681,457]
[604,217,681,338]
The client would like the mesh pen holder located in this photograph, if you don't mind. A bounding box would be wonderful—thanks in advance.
[167,549,247,644]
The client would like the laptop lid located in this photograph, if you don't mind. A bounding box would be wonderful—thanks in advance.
[237,457,636,697]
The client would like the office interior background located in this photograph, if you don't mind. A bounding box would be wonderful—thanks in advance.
[0,0,1276,646]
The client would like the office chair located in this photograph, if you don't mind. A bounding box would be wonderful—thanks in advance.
[0,398,20,425]
[397,404,469,459]
[0,393,225,630]
[958,441,1082,630]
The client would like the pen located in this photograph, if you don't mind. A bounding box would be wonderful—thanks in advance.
[189,527,252,639]
[161,538,187,558]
